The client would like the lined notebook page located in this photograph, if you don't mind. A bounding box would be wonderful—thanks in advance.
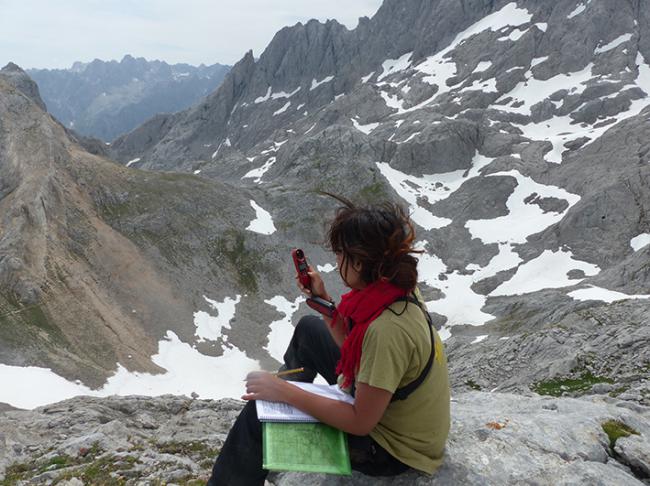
[256,381,355,422]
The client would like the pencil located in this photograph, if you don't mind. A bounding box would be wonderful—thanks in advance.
[273,367,305,377]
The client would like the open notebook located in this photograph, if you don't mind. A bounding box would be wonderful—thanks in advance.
[256,381,355,423]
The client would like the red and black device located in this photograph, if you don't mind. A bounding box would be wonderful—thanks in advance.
[292,248,311,289]
[292,248,337,318]
[307,296,336,318]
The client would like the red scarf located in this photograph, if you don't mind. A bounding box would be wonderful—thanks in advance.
[333,280,408,388]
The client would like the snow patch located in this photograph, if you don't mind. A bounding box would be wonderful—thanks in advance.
[417,242,496,327]
[246,200,276,235]
[194,295,241,342]
[0,330,259,409]
[310,76,334,91]
[567,1,589,19]
[242,156,276,183]
[351,117,379,134]
[465,170,580,244]
[377,152,494,230]
[414,2,532,96]
[317,263,336,273]
[491,249,600,296]
[361,72,375,83]
[377,52,413,82]
[255,87,272,104]
[630,233,650,251]
[568,285,650,303]
[473,61,493,73]
[273,102,291,116]
[595,33,633,55]
[126,158,140,167]
[264,296,304,362]
[270,87,301,99]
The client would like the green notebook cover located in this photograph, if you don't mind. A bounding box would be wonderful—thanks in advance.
[263,422,352,475]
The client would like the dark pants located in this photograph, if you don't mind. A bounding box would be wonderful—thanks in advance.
[207,315,409,485]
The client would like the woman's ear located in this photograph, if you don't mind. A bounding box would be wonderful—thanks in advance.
[352,259,363,272]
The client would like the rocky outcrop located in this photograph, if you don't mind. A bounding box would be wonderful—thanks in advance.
[0,63,47,110]
[0,67,291,387]
[1,392,649,484]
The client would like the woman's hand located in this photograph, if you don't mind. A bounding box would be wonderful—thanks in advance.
[296,266,331,301]
[242,371,291,402]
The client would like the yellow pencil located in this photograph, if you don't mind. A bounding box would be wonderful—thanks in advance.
[273,367,305,377]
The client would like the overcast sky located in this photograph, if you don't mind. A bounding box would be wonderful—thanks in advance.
[0,0,384,70]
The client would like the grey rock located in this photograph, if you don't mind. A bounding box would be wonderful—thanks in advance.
[0,62,47,111]
[1,393,649,485]
[591,383,616,394]
[616,435,650,477]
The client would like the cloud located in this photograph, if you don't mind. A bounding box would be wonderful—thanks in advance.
[0,0,383,69]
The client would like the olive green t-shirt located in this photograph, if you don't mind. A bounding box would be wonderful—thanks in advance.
[355,298,451,474]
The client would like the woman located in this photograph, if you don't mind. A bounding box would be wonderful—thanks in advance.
[208,198,450,485]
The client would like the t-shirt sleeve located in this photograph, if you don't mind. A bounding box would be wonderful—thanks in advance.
[356,320,415,393]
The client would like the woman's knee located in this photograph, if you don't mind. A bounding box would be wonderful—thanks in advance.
[295,314,326,338]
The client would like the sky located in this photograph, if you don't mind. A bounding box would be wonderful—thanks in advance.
[0,0,383,70]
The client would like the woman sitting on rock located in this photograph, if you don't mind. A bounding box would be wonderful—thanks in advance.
[208,197,451,485]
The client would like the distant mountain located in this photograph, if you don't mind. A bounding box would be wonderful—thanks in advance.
[27,55,230,141]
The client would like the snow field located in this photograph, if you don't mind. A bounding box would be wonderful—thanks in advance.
[568,285,650,303]
[0,299,260,409]
[465,169,580,244]
[376,152,494,230]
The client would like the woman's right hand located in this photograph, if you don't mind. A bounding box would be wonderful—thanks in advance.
[296,266,330,301]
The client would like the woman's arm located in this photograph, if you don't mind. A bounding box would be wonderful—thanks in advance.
[297,266,346,347]
[243,374,391,436]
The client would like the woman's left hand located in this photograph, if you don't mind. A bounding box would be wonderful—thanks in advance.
[242,371,290,402]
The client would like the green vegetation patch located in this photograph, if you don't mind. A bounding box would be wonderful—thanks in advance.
[359,182,388,203]
[154,440,220,460]
[531,372,614,397]
[601,420,640,449]
[0,292,69,350]
[209,229,264,293]
[0,443,136,486]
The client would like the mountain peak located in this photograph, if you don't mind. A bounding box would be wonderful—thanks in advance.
[0,62,47,110]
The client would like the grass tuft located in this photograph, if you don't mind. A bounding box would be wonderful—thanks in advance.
[601,420,640,449]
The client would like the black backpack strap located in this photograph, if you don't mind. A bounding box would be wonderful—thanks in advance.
[390,294,435,402]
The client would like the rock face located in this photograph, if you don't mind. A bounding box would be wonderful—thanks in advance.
[106,0,650,403]
[1,392,649,485]
[0,63,47,110]
[1,0,650,463]
[27,55,230,141]
[0,66,293,389]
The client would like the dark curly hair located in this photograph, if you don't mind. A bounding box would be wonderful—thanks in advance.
[324,193,421,290]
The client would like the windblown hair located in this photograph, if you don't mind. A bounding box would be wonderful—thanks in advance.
[324,193,421,290]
